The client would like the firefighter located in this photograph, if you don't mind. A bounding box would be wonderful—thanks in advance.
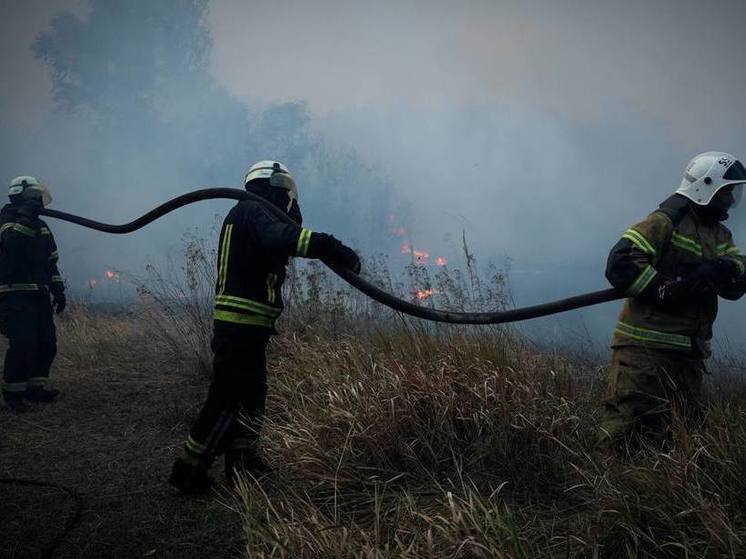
[0,176,66,413]
[600,152,746,451]
[170,161,361,493]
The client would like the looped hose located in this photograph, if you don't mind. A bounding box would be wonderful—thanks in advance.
[40,188,624,324]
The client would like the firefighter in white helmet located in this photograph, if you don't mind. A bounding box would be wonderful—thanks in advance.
[600,152,746,451]
[0,176,66,413]
[170,161,361,493]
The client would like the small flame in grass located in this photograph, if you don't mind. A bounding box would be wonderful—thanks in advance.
[415,288,439,300]
[401,241,430,264]
[88,278,97,289]
[105,270,120,281]
[436,256,447,266]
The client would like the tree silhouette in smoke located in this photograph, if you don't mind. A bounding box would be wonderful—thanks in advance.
[31,0,396,251]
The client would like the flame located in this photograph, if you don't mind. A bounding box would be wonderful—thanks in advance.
[400,241,430,264]
[436,256,447,266]
[415,288,439,300]
[105,270,120,281]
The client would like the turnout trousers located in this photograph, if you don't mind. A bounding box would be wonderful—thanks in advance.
[598,346,705,451]
[176,325,270,475]
[0,291,57,402]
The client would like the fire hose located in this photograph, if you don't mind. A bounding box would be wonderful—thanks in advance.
[40,187,625,323]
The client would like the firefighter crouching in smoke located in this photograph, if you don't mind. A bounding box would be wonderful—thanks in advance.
[599,152,746,451]
[0,176,66,413]
[170,160,361,493]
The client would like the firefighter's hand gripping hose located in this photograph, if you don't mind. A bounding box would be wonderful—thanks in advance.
[40,188,624,323]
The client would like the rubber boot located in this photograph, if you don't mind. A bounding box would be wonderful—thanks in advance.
[169,458,212,495]
[225,449,270,487]
[25,387,60,403]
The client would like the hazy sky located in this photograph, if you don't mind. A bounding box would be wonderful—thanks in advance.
[1,0,745,348]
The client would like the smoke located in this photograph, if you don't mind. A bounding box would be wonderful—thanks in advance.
[1,0,745,349]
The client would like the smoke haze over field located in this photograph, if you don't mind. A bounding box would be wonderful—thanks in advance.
[1,0,745,348]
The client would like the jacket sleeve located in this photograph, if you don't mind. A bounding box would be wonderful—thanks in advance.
[42,223,65,293]
[247,204,317,258]
[605,211,673,297]
[716,229,746,300]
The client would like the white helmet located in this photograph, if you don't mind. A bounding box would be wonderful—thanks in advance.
[8,175,53,206]
[675,152,746,207]
[244,160,298,210]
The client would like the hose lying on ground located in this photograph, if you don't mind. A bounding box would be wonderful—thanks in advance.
[0,477,83,559]
[40,188,625,324]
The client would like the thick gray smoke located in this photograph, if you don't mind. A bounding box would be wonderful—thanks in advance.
[2,0,745,350]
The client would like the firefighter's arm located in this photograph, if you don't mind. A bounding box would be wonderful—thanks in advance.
[714,232,746,300]
[605,211,672,297]
[43,224,65,292]
[250,205,360,272]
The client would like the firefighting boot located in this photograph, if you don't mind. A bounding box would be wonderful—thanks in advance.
[25,386,60,403]
[3,393,29,413]
[224,449,270,487]
[169,458,213,495]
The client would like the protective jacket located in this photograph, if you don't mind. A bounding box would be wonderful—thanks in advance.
[214,198,336,331]
[606,195,746,357]
[0,204,64,295]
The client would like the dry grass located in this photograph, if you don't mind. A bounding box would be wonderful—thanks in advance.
[1,240,745,558]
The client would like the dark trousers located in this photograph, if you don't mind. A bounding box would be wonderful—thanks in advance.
[0,291,57,399]
[180,327,270,469]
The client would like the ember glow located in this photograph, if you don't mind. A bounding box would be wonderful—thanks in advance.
[401,241,430,264]
[436,256,447,266]
[415,288,439,300]
[105,270,120,281]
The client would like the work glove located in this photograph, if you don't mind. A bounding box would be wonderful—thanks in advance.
[694,258,742,290]
[313,233,362,274]
[51,289,66,314]
[16,200,43,227]
[649,274,709,307]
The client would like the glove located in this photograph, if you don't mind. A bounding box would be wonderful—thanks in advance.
[51,290,66,314]
[650,274,709,306]
[16,200,42,226]
[694,258,742,289]
[314,233,362,274]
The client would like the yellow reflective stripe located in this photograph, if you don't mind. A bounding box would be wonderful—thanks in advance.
[217,224,233,294]
[295,228,312,257]
[0,283,39,293]
[626,265,658,297]
[41,227,50,235]
[27,377,47,386]
[49,250,59,261]
[185,435,207,454]
[2,382,27,392]
[50,276,63,283]
[622,228,656,256]
[215,295,281,317]
[265,273,277,304]
[615,321,691,349]
[671,232,703,257]
[0,222,37,237]
[214,309,275,327]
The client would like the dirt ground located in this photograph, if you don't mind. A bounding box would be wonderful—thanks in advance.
[0,340,244,559]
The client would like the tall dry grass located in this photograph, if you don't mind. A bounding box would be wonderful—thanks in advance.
[80,236,746,558]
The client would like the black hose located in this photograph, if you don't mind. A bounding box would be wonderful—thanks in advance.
[40,188,624,324]
[0,477,83,558]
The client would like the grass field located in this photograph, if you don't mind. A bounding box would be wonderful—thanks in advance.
[1,251,746,558]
